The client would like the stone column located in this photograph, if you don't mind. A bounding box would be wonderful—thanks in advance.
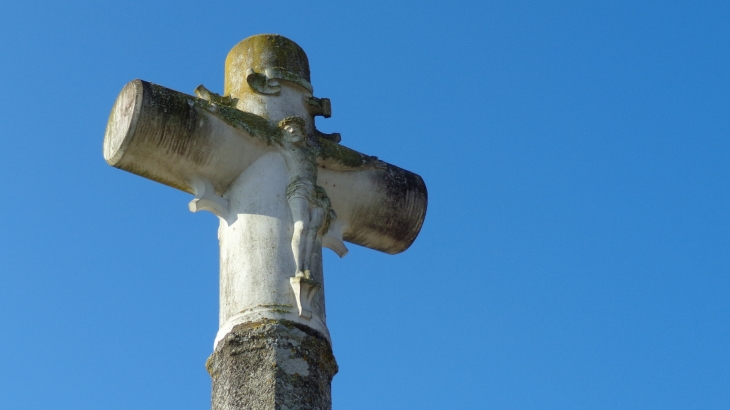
[207,321,338,410]
[209,35,337,410]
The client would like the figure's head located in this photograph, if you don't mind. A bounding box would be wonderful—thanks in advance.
[279,116,307,143]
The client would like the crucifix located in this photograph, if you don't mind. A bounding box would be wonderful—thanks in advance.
[103,34,427,410]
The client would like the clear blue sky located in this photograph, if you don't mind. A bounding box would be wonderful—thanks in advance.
[0,1,727,409]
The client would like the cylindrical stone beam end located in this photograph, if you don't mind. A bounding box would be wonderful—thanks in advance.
[103,79,266,195]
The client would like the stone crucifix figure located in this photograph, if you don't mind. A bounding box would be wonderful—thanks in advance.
[277,117,332,274]
[103,34,427,410]
[278,115,338,319]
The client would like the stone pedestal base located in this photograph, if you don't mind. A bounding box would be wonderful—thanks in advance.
[207,320,338,410]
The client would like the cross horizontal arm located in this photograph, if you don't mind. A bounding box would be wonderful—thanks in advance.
[104,79,427,254]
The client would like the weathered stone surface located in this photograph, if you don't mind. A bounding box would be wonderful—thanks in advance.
[207,320,338,410]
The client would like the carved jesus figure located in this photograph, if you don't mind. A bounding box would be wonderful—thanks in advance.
[277,116,334,278]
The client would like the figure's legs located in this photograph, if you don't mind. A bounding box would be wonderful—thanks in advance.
[289,197,309,276]
[303,206,326,274]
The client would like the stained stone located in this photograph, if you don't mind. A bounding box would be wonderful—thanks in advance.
[208,321,337,410]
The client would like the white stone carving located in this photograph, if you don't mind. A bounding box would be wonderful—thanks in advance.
[102,35,427,351]
[188,176,230,219]
[289,275,322,319]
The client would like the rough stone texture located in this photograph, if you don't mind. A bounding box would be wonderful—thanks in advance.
[207,320,338,410]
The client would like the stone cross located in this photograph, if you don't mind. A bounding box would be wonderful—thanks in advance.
[103,34,427,410]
